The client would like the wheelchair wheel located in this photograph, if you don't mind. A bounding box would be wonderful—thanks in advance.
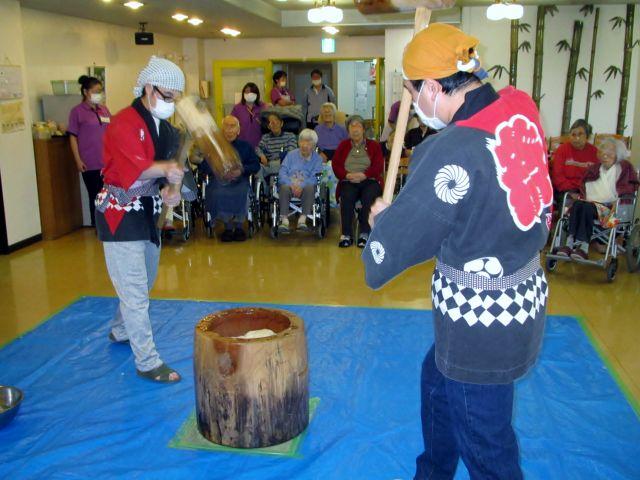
[545,257,557,273]
[316,221,326,239]
[625,223,640,273]
[270,225,279,239]
[606,258,618,282]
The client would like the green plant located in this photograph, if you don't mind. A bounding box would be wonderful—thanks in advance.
[584,7,600,123]
[561,21,584,134]
[488,65,509,80]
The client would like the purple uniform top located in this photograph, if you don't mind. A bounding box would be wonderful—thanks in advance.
[270,86,295,105]
[231,102,265,149]
[388,100,401,123]
[67,102,111,171]
[315,123,348,150]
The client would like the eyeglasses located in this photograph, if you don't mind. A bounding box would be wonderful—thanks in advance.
[153,86,175,103]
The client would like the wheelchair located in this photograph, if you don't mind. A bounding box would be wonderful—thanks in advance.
[268,172,329,240]
[545,188,639,282]
[199,173,262,239]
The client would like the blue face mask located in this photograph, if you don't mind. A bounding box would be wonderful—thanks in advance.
[413,83,447,131]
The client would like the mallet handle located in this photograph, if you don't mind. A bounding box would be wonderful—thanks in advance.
[382,6,432,203]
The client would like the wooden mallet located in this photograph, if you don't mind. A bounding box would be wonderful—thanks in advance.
[354,0,456,203]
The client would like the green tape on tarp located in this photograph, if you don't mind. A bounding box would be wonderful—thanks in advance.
[168,397,320,458]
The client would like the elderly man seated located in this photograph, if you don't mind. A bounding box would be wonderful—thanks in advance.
[554,137,638,260]
[314,102,348,162]
[278,129,323,233]
[201,115,260,242]
[256,112,298,179]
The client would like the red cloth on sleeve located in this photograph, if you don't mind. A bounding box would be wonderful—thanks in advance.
[101,106,155,190]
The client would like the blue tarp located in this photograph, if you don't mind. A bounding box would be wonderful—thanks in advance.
[1,297,638,479]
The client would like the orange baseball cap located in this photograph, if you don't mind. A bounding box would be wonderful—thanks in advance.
[402,23,481,80]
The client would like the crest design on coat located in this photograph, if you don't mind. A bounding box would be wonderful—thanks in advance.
[434,164,470,205]
[487,114,553,231]
[370,241,385,265]
[463,257,504,278]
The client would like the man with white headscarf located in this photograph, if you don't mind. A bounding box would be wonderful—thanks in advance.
[95,56,185,383]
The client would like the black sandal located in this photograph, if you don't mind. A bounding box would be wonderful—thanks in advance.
[338,236,353,248]
[108,332,130,344]
[136,363,181,384]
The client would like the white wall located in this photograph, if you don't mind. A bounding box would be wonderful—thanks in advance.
[21,8,184,123]
[0,0,41,246]
[384,28,414,123]
[462,4,639,137]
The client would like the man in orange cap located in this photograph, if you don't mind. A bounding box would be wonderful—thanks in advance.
[362,23,553,479]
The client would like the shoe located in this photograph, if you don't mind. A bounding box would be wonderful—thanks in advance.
[108,332,129,344]
[136,363,181,384]
[278,217,290,234]
[297,217,309,232]
[554,246,572,257]
[233,228,247,242]
[221,229,234,242]
[338,235,353,248]
[570,249,589,261]
[357,233,369,248]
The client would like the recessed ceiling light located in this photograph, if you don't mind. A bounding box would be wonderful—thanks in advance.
[123,1,143,9]
[188,17,204,26]
[220,27,241,37]
[172,13,188,21]
[322,26,339,35]
[102,0,113,3]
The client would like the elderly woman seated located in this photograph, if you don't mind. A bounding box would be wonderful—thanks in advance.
[554,137,638,260]
[551,119,599,205]
[256,112,298,179]
[278,129,323,233]
[332,115,384,248]
[314,102,348,161]
[201,115,260,242]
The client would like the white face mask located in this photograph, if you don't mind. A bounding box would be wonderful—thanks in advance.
[311,79,322,86]
[413,83,447,131]
[244,92,257,103]
[90,93,103,104]
[149,92,175,120]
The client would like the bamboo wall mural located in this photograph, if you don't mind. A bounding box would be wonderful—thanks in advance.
[582,5,603,123]
[532,6,558,108]
[608,4,638,135]
[513,22,531,87]
[559,21,584,134]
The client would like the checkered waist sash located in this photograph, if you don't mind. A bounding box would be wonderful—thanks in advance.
[435,255,541,291]
[96,182,160,213]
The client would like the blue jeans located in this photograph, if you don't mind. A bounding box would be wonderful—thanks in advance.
[415,345,523,480]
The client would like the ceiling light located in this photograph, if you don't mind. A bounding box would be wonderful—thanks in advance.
[172,13,188,21]
[307,1,343,24]
[308,7,323,23]
[188,17,203,26]
[504,3,524,20]
[123,1,143,9]
[220,27,241,37]
[322,26,339,35]
[487,1,523,21]
[323,5,343,23]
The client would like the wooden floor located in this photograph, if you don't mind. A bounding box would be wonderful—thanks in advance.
[1,220,639,406]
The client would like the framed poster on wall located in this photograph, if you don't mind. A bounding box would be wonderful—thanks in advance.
[0,65,23,100]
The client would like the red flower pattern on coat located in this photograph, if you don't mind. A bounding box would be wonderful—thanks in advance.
[488,114,553,231]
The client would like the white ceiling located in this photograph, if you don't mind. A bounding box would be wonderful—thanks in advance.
[18,0,627,39]
[17,0,447,39]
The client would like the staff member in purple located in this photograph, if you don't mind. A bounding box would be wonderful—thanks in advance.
[68,75,111,226]
[231,82,267,149]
